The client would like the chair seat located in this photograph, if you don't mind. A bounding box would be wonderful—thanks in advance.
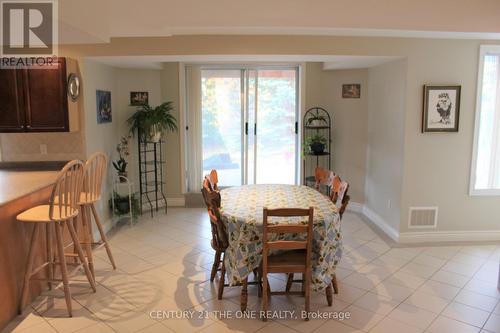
[17,205,78,223]
[267,249,307,272]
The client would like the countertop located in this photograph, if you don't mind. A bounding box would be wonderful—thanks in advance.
[0,170,58,207]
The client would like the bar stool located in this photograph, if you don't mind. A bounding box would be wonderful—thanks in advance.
[78,152,116,278]
[17,160,96,317]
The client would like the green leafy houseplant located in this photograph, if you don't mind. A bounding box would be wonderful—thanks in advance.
[304,134,328,154]
[127,101,178,142]
[307,115,327,127]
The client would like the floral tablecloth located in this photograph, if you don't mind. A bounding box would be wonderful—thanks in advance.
[220,184,343,291]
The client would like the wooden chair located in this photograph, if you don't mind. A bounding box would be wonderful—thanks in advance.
[330,177,350,220]
[261,207,331,321]
[76,152,116,278]
[17,160,96,317]
[328,176,350,294]
[206,169,219,191]
[201,170,260,301]
[201,176,228,299]
[314,166,334,191]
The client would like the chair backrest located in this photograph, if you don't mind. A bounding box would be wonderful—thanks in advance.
[262,207,314,267]
[201,175,228,250]
[49,160,85,221]
[330,176,350,219]
[314,166,334,190]
[206,169,219,191]
[81,152,108,203]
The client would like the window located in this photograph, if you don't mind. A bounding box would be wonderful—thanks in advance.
[184,65,300,191]
[471,45,500,195]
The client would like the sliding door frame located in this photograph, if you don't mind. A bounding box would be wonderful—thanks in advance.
[183,63,302,191]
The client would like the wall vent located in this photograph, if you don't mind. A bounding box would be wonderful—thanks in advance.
[408,207,438,228]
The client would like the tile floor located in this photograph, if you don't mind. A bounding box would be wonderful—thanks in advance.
[2,208,500,333]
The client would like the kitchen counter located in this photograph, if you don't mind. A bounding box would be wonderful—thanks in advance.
[0,169,59,330]
[0,170,58,207]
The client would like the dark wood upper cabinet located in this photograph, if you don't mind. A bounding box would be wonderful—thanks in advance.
[0,58,78,133]
[0,69,25,132]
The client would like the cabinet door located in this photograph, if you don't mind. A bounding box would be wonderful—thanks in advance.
[0,69,25,132]
[23,59,69,132]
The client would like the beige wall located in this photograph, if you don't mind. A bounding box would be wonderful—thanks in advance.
[305,63,368,204]
[58,35,500,239]
[81,59,118,223]
[365,60,408,233]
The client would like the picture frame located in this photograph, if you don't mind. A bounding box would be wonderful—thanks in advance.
[422,85,461,133]
[96,90,112,124]
[342,84,361,98]
[130,91,149,106]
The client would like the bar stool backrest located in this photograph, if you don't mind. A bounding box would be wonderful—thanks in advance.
[82,152,108,203]
[49,160,85,221]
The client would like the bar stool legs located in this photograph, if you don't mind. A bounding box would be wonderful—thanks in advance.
[91,203,116,270]
[19,220,96,317]
[79,203,116,278]
[19,224,40,315]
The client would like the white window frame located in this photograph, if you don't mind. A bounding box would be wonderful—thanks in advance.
[470,45,500,196]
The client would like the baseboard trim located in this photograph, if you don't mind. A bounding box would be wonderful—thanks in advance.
[357,204,500,243]
[361,206,400,242]
[347,201,363,213]
[399,230,500,243]
[141,197,185,211]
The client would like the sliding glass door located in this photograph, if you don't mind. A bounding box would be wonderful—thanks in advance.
[201,69,243,186]
[197,66,299,188]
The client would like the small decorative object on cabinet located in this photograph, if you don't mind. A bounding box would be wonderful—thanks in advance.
[303,107,331,187]
[128,101,178,217]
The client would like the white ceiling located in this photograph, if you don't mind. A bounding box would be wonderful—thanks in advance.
[88,55,403,70]
[59,0,500,44]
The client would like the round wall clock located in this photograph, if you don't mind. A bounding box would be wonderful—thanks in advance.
[67,73,80,102]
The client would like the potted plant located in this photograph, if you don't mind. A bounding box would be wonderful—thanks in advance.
[127,101,178,142]
[307,115,327,127]
[304,134,328,154]
[109,191,139,217]
[112,135,131,182]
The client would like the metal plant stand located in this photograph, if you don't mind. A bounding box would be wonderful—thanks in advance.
[303,107,332,188]
[138,133,168,217]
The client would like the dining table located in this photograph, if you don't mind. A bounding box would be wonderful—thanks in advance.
[219,184,343,311]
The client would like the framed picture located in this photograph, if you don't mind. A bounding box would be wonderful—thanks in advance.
[342,84,361,98]
[96,90,112,124]
[130,91,149,106]
[422,85,461,132]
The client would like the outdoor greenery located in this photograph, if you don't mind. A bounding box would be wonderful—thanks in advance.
[127,102,178,140]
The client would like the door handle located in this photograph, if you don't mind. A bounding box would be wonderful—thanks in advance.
[254,123,257,135]
[245,122,248,135]
[295,121,298,134]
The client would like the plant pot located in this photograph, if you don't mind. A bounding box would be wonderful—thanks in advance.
[308,119,322,127]
[310,143,325,154]
[118,171,128,182]
[149,125,162,143]
[117,201,130,214]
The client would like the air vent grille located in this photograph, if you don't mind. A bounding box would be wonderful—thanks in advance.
[408,207,438,228]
